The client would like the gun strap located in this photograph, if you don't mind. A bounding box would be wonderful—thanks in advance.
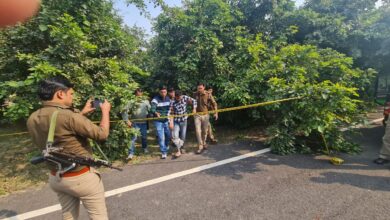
[94,141,109,161]
[47,110,59,144]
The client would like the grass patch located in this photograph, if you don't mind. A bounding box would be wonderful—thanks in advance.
[0,130,48,197]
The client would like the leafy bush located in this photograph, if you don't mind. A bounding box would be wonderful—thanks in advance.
[0,0,147,159]
[0,0,380,158]
[223,35,376,154]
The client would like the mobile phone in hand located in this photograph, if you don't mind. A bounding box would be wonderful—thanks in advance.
[92,98,102,110]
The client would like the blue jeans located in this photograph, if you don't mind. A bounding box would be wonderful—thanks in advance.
[128,122,148,155]
[172,120,187,149]
[154,120,170,154]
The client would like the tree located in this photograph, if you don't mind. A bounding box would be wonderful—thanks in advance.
[229,0,296,35]
[222,34,375,154]
[149,0,247,93]
[0,0,148,159]
[279,0,390,78]
[150,0,375,154]
[0,0,380,156]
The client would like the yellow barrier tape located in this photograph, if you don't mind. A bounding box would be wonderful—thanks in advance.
[100,96,302,123]
[0,96,301,137]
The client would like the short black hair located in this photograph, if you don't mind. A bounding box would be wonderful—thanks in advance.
[134,88,143,95]
[159,85,167,91]
[38,76,74,101]
[197,82,206,87]
[175,90,182,97]
[168,87,175,93]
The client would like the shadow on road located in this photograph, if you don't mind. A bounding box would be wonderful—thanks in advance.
[201,139,267,180]
[311,172,390,192]
[198,125,390,191]
[0,209,18,218]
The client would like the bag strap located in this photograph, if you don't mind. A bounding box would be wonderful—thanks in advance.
[47,110,59,144]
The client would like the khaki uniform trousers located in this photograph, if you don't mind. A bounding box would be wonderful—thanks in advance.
[380,121,390,159]
[48,167,108,220]
[194,114,209,149]
[207,123,216,141]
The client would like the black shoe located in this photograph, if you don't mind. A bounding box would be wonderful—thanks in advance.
[373,158,389,165]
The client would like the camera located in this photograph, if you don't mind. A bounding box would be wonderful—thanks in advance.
[92,98,103,110]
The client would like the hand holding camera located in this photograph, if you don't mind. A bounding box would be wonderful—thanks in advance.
[81,98,96,115]
[82,98,111,116]
[91,98,103,110]
[99,99,111,114]
[97,99,111,133]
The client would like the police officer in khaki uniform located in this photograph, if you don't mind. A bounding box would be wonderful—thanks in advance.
[193,83,218,154]
[27,76,111,220]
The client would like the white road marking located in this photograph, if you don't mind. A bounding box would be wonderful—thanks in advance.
[3,117,384,220]
[2,148,271,220]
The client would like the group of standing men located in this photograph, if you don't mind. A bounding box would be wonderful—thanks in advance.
[24,76,390,220]
[26,77,220,219]
[122,83,219,160]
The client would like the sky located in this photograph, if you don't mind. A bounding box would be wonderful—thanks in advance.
[113,0,306,36]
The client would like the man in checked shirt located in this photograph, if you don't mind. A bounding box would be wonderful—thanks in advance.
[169,90,197,158]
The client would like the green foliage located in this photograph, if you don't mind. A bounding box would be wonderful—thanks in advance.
[222,36,376,154]
[1,0,385,157]
[280,0,390,78]
[100,121,139,160]
[0,0,148,159]
[150,0,376,154]
[125,0,166,15]
[231,0,296,34]
[149,0,245,91]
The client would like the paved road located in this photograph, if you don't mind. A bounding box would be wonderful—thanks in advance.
[1,119,389,220]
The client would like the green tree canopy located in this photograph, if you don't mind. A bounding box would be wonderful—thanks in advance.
[0,0,149,159]
[279,0,390,76]
[0,0,385,156]
[149,0,376,154]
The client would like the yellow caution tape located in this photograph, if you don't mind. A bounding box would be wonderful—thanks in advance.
[112,96,302,123]
[0,96,302,136]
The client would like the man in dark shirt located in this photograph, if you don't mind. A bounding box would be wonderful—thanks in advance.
[150,86,171,159]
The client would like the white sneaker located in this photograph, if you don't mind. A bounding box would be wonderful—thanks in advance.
[126,154,134,160]
[143,148,149,154]
[161,153,167,159]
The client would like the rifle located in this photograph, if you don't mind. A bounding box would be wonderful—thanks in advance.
[31,146,122,178]
[30,110,122,178]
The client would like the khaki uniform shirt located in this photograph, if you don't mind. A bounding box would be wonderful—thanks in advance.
[194,91,217,113]
[27,101,109,158]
